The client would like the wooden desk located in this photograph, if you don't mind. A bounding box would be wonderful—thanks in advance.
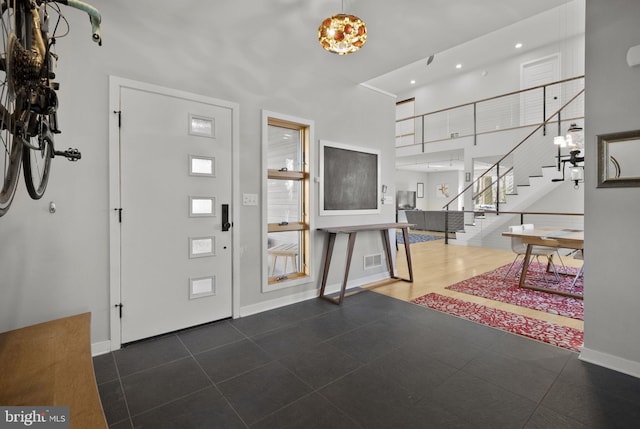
[502,227,584,299]
[0,313,108,429]
[318,223,414,304]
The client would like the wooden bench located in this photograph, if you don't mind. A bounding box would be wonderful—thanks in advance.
[0,312,108,428]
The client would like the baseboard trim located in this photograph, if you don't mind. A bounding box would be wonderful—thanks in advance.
[91,340,112,357]
[580,347,640,379]
[237,272,390,318]
[91,272,390,355]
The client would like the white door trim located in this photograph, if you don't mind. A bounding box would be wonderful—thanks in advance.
[108,76,240,351]
[520,53,562,90]
[520,53,561,125]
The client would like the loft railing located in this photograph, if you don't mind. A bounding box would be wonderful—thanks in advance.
[396,75,585,148]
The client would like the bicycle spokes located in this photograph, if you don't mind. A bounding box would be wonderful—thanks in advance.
[0,0,102,216]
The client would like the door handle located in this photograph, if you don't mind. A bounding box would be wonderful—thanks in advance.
[221,204,231,231]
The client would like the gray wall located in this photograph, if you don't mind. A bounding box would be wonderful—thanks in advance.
[582,0,640,375]
[0,1,396,345]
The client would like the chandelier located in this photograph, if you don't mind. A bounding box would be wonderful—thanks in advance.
[552,123,585,188]
[318,11,367,55]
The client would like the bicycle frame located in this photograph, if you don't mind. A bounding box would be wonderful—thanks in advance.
[0,0,102,215]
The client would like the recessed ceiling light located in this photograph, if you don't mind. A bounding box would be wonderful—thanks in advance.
[410,80,416,85]
[515,42,523,49]
[455,64,462,69]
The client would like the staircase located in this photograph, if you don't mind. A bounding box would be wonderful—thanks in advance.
[397,76,585,249]
[450,165,564,248]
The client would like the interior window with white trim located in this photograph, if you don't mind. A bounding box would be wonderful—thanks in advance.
[265,117,311,287]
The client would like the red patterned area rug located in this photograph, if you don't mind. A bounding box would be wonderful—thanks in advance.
[412,293,583,352]
[444,262,584,320]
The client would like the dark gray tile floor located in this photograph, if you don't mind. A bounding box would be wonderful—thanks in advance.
[93,291,640,428]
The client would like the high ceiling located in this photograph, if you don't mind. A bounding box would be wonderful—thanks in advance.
[361,0,583,96]
[133,1,578,101]
[327,0,584,174]
[316,0,577,93]
[152,1,581,174]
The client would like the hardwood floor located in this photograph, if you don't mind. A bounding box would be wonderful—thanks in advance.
[368,235,584,331]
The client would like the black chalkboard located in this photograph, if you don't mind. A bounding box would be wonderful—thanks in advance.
[322,142,379,213]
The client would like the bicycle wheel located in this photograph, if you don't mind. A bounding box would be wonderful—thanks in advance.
[0,124,21,216]
[23,118,53,200]
[0,0,25,216]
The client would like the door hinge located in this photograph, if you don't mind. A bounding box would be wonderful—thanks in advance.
[114,208,122,223]
[115,303,123,318]
[113,110,122,128]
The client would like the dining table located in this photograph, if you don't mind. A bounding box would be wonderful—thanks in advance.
[501,227,584,299]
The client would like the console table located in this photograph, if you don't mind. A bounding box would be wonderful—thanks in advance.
[318,223,414,304]
[0,313,108,428]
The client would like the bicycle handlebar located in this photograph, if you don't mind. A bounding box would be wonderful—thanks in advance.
[55,0,102,46]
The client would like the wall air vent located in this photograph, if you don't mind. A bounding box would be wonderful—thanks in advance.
[364,253,383,270]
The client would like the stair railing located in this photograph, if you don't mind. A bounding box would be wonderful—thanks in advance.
[441,87,585,243]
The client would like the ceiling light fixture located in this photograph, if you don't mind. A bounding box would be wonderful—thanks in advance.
[553,123,584,150]
[318,1,367,55]
[410,80,416,85]
[456,63,462,69]
[552,123,585,189]
[515,42,523,49]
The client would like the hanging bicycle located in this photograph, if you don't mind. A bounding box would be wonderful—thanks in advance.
[0,0,102,217]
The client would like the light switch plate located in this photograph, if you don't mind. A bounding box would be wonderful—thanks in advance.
[243,193,258,206]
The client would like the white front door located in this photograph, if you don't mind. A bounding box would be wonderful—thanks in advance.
[112,80,235,344]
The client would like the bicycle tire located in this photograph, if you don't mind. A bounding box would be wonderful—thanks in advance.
[23,126,53,200]
[0,128,22,216]
[0,0,28,216]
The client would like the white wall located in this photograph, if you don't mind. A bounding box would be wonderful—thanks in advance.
[396,169,464,211]
[0,1,397,346]
[425,171,462,210]
[395,170,428,210]
[400,34,585,115]
[581,0,640,377]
